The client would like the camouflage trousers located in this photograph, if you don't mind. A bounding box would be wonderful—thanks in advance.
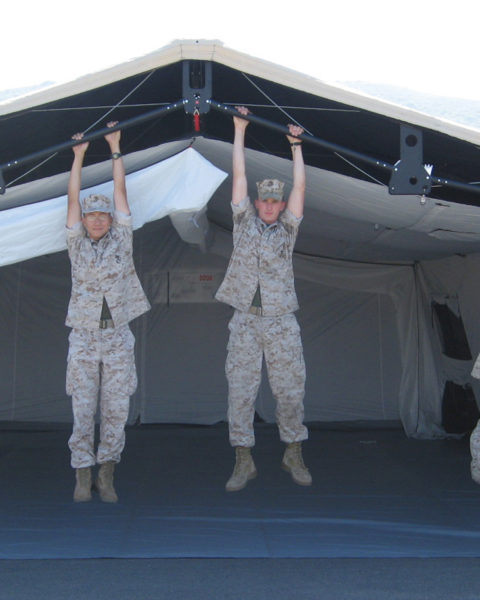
[226,310,308,447]
[66,325,137,468]
[470,419,480,469]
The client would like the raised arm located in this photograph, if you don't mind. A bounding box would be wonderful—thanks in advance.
[285,124,306,219]
[104,121,129,215]
[232,106,250,206]
[67,133,89,228]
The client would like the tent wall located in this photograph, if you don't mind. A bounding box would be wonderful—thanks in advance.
[1,215,462,438]
[417,255,480,431]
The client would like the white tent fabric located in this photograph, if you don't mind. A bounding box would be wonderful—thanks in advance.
[292,256,424,436]
[0,225,407,428]
[0,147,227,267]
[418,256,480,419]
[1,142,480,438]
[2,212,472,439]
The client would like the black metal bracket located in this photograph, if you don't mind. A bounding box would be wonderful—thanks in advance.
[182,60,212,115]
[389,125,432,195]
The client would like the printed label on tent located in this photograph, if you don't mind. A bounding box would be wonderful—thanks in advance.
[145,270,224,303]
[169,270,224,303]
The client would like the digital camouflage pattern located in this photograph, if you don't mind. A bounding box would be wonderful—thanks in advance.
[472,355,480,379]
[80,193,113,214]
[66,212,150,330]
[67,325,136,468]
[470,360,480,482]
[215,198,302,316]
[225,310,308,447]
[470,419,480,484]
[216,197,307,447]
[256,178,285,201]
[65,212,149,468]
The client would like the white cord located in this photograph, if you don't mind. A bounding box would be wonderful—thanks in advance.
[334,152,386,186]
[6,153,58,188]
[6,69,157,187]
[241,72,313,135]
[82,70,155,133]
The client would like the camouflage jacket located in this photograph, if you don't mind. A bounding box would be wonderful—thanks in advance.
[215,197,301,316]
[65,212,150,329]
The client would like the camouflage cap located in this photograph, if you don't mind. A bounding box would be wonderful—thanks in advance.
[256,178,285,202]
[80,194,113,215]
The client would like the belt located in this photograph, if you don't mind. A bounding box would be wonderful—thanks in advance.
[248,306,263,316]
[99,319,114,329]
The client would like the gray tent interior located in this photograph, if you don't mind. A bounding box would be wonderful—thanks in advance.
[2,40,480,439]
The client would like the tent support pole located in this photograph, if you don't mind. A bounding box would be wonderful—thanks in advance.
[0,99,186,194]
[208,99,394,170]
[208,100,480,198]
[2,96,480,199]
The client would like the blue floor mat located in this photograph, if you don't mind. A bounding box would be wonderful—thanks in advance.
[1,423,479,559]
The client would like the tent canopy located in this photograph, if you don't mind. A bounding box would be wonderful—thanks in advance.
[2,40,480,264]
[2,39,480,439]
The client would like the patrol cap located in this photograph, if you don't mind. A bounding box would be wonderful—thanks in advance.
[80,194,113,215]
[256,178,285,202]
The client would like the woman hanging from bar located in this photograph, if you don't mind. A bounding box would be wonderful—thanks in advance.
[65,122,150,503]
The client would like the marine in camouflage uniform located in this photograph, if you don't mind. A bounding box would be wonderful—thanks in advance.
[215,106,311,492]
[470,357,480,484]
[66,123,150,502]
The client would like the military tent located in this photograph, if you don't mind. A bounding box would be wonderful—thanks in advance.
[2,39,480,438]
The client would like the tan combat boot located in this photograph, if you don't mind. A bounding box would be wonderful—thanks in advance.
[282,442,312,486]
[225,447,257,492]
[95,461,118,503]
[73,467,92,502]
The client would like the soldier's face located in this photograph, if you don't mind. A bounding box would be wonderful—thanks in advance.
[255,198,285,225]
[82,211,113,240]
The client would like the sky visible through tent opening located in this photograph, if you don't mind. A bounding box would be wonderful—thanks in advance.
[2,0,479,103]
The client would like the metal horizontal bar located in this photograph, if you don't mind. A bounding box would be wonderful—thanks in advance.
[208,99,395,172]
[209,100,480,198]
[2,96,480,200]
[430,176,480,195]
[0,99,186,192]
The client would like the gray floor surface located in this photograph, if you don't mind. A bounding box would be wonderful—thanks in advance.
[1,422,480,598]
[2,557,480,600]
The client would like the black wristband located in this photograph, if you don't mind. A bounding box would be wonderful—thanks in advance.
[111,152,122,160]
[290,142,302,146]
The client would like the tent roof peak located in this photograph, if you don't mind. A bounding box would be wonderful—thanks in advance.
[1,39,479,146]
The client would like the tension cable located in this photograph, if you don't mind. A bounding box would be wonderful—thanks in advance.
[241,72,313,136]
[3,70,157,190]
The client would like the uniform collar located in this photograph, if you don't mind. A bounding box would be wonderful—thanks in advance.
[256,216,278,232]
[87,229,112,246]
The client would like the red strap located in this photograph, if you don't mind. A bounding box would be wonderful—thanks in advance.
[194,110,200,132]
